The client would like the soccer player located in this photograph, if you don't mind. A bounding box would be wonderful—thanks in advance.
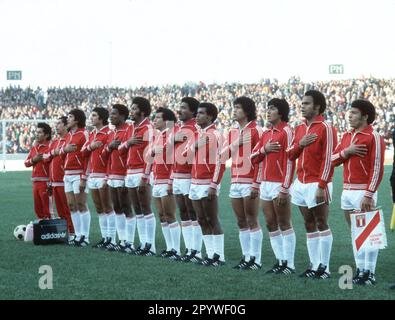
[148,107,181,259]
[223,96,263,270]
[24,123,52,220]
[60,109,91,246]
[102,104,133,252]
[332,99,384,285]
[185,102,226,266]
[251,98,296,274]
[169,97,202,262]
[287,90,337,279]
[44,117,75,238]
[81,107,113,249]
[119,97,155,256]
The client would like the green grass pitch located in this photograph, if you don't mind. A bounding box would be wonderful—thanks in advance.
[1,168,395,300]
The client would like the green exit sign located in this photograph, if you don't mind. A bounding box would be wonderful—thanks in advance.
[7,70,22,80]
[329,65,344,74]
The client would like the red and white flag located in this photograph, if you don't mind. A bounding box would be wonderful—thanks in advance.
[351,209,387,252]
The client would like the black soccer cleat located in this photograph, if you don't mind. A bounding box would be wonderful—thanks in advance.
[199,256,213,266]
[68,235,77,246]
[352,268,362,284]
[233,255,248,269]
[241,256,261,270]
[92,238,107,249]
[360,270,376,285]
[157,249,170,258]
[107,241,123,252]
[266,260,283,274]
[314,263,331,280]
[210,253,225,267]
[179,249,190,262]
[299,264,317,278]
[167,249,181,261]
[76,235,89,247]
[123,242,136,254]
[187,250,203,263]
[141,243,156,256]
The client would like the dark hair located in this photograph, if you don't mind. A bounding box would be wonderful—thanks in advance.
[37,122,52,141]
[198,102,218,122]
[181,97,200,116]
[233,96,257,122]
[132,97,151,117]
[92,107,109,125]
[351,99,376,125]
[267,98,290,122]
[58,116,67,126]
[304,90,327,114]
[112,104,129,121]
[68,109,86,128]
[156,107,177,122]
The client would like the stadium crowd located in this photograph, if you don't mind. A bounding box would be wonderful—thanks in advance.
[1,77,394,153]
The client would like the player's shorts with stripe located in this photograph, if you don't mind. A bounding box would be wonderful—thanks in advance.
[189,184,221,201]
[259,181,282,201]
[229,183,252,198]
[125,173,144,188]
[87,177,106,190]
[341,189,378,211]
[107,179,125,188]
[173,178,191,196]
[290,179,333,209]
[152,184,169,198]
[64,175,89,194]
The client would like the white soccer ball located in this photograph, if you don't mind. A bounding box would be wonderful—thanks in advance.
[14,225,27,240]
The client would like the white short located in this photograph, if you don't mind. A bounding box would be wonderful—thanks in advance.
[189,184,221,201]
[260,181,282,201]
[125,173,144,188]
[152,184,169,198]
[290,179,333,209]
[87,177,106,190]
[64,175,89,194]
[173,178,191,195]
[107,179,125,188]
[229,183,252,198]
[341,189,378,211]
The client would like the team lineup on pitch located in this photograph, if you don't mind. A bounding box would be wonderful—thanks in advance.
[16,90,395,296]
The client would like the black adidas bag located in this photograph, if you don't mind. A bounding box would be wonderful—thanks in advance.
[33,219,68,245]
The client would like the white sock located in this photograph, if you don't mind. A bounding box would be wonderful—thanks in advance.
[161,222,172,251]
[282,228,296,269]
[136,214,146,247]
[80,210,91,241]
[192,221,203,254]
[125,216,136,246]
[306,232,321,270]
[239,228,251,261]
[365,249,379,274]
[70,211,81,240]
[145,213,156,252]
[319,229,333,273]
[115,213,126,242]
[98,213,107,239]
[250,228,263,265]
[269,230,284,261]
[181,220,193,251]
[107,212,116,243]
[169,221,181,254]
[203,234,214,258]
[353,244,365,271]
[213,234,225,261]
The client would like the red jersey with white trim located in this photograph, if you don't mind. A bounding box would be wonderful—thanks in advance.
[332,125,384,198]
[60,128,89,178]
[251,121,295,194]
[44,136,67,183]
[145,128,174,184]
[286,115,337,188]
[118,118,154,175]
[222,120,262,187]
[102,123,129,179]
[81,126,110,178]
[24,141,50,182]
[170,118,197,179]
[184,123,226,190]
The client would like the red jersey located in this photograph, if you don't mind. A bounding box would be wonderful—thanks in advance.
[222,120,262,188]
[332,125,384,198]
[43,136,67,184]
[24,141,50,182]
[183,123,226,190]
[170,118,197,179]
[81,126,110,178]
[251,121,295,193]
[286,115,337,188]
[60,128,89,178]
[119,118,154,175]
[102,123,129,180]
